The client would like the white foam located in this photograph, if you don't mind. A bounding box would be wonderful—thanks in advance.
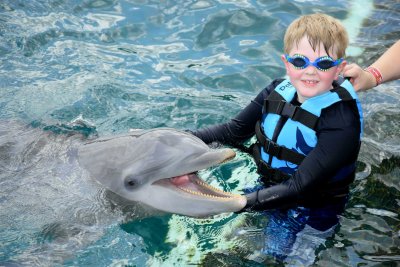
[342,0,374,57]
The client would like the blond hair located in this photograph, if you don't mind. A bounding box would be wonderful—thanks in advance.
[284,13,349,58]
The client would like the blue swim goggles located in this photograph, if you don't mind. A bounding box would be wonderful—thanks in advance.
[285,54,343,71]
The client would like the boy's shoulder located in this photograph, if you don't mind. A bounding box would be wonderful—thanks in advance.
[319,99,361,131]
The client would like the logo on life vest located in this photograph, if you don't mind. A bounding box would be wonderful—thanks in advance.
[295,127,313,155]
[277,128,313,175]
[278,81,292,91]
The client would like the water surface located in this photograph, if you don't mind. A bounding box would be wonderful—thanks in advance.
[0,0,399,266]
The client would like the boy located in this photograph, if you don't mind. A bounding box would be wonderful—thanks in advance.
[194,13,362,213]
[194,13,362,211]
[192,13,363,260]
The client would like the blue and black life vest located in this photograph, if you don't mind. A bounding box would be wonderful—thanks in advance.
[252,78,363,185]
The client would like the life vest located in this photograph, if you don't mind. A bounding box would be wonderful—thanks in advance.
[253,79,363,184]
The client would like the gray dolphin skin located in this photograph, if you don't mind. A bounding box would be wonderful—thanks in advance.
[78,128,246,217]
[0,122,246,265]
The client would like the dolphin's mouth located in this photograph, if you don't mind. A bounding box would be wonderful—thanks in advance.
[153,173,241,199]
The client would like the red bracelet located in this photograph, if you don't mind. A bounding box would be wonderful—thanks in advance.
[365,66,383,86]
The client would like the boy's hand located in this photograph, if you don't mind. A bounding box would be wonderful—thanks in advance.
[235,191,259,213]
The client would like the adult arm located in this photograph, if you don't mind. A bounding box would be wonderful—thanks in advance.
[343,40,400,91]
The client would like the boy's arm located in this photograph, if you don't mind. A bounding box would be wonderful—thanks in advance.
[192,80,283,145]
[244,101,361,211]
[191,99,260,145]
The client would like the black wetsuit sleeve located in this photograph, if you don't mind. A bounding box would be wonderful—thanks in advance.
[192,79,284,145]
[246,100,361,211]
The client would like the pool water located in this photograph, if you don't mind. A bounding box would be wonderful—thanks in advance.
[0,0,399,266]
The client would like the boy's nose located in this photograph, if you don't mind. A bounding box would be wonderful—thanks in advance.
[305,65,317,74]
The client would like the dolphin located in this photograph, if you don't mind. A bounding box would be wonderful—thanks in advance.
[78,128,246,217]
[0,122,246,265]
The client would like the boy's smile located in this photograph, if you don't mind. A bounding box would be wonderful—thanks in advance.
[282,35,346,103]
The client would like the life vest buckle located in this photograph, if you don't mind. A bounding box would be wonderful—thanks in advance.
[281,102,298,119]
[263,139,282,159]
[269,100,299,120]
[257,160,291,184]
[274,100,286,114]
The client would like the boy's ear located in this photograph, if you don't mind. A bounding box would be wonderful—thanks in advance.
[335,60,347,79]
[281,54,290,73]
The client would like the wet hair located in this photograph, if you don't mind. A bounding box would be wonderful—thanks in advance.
[283,13,349,58]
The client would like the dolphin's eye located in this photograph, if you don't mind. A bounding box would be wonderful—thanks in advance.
[124,175,138,189]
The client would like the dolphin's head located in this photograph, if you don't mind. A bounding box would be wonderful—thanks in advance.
[78,128,246,217]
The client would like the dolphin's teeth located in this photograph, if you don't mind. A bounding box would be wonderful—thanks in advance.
[177,186,240,200]
[167,172,241,199]
[177,178,242,199]
[194,179,238,197]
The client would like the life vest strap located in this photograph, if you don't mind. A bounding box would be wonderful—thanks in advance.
[263,99,319,130]
[330,86,354,101]
[252,143,291,183]
[255,121,305,165]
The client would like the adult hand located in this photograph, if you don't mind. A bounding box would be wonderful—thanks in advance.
[342,63,376,91]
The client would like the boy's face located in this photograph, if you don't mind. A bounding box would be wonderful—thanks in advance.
[282,35,346,103]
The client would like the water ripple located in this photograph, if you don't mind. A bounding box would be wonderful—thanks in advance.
[0,0,399,266]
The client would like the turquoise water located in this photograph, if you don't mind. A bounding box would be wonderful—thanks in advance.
[0,0,399,266]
